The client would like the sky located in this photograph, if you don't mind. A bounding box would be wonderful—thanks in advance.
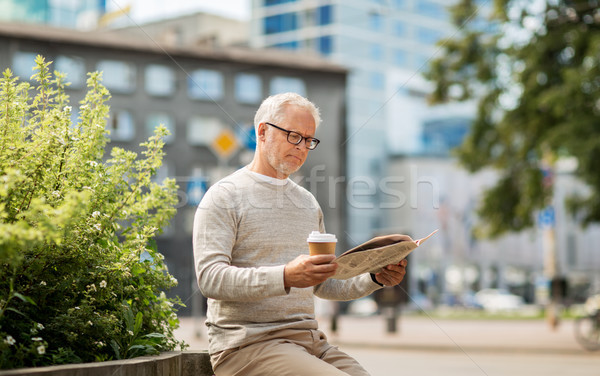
[106,0,251,23]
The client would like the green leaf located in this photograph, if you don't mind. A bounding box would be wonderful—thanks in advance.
[13,292,37,306]
[6,307,28,317]
[110,340,122,360]
[144,332,165,339]
[133,311,143,335]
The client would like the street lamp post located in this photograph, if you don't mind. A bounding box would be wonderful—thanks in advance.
[540,155,559,330]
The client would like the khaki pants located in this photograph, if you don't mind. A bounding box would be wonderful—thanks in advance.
[211,328,371,376]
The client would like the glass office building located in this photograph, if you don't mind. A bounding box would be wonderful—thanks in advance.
[250,0,471,244]
[0,0,106,29]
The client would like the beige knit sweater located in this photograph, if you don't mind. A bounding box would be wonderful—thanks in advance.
[193,167,381,354]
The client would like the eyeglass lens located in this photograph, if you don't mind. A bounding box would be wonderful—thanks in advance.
[288,132,318,149]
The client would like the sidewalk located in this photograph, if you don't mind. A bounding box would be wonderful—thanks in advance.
[175,314,589,355]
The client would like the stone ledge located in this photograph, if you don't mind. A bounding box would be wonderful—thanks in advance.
[0,350,213,376]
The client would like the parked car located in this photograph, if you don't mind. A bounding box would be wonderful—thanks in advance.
[474,288,525,312]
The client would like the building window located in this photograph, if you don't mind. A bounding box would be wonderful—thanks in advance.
[369,12,383,31]
[146,112,175,144]
[96,60,136,93]
[422,117,470,156]
[393,0,408,9]
[107,110,135,142]
[416,1,447,19]
[235,73,263,104]
[187,116,223,146]
[55,55,85,88]
[394,21,406,37]
[264,13,298,34]
[145,64,176,97]
[318,36,333,55]
[394,49,408,67]
[370,44,383,60]
[12,52,37,81]
[273,40,300,50]
[188,69,223,101]
[265,0,297,5]
[269,76,306,96]
[317,5,332,25]
[416,27,444,44]
[370,72,384,91]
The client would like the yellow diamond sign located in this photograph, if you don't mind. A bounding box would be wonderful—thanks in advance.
[210,129,238,159]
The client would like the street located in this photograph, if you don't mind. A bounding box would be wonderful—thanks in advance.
[345,347,600,376]
[176,314,600,375]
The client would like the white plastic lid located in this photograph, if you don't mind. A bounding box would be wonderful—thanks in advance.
[307,231,337,243]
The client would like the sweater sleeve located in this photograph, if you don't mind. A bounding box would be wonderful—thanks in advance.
[313,272,382,301]
[193,185,288,302]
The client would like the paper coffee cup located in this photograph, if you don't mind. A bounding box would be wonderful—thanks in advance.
[307,231,337,255]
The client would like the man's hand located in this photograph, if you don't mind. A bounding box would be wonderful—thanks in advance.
[284,254,338,288]
[374,258,408,286]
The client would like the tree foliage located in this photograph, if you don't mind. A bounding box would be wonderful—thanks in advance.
[0,56,185,369]
[425,0,600,237]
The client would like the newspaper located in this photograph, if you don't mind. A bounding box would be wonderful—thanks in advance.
[331,230,438,280]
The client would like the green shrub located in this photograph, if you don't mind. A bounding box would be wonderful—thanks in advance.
[0,55,186,369]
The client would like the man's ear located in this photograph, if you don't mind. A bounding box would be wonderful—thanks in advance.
[256,122,267,141]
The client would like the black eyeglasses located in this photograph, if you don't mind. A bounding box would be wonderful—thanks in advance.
[265,122,320,150]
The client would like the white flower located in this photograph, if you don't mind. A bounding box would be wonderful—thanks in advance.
[99,280,107,288]
[63,106,72,112]
[88,161,98,167]
[40,281,47,286]
[30,328,38,334]
[74,306,80,310]
[37,323,44,330]
[37,345,46,355]
[92,211,101,218]
[32,337,43,341]
[94,223,102,231]
[4,336,15,345]
[87,321,93,326]
[52,191,61,198]
[128,330,134,336]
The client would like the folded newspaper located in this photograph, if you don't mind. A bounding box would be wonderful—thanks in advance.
[331,230,438,280]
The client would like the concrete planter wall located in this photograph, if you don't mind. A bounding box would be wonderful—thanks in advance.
[0,351,213,376]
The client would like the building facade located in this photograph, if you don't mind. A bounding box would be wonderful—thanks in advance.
[109,12,249,48]
[0,0,106,29]
[0,21,348,314]
[249,0,469,245]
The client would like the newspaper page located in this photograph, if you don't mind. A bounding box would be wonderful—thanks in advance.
[331,230,438,280]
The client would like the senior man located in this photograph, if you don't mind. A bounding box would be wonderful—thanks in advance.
[193,92,408,375]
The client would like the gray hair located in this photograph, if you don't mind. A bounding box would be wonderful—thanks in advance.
[253,92,321,134]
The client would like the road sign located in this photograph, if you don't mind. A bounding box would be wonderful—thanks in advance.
[538,206,555,228]
[210,129,238,159]
[186,177,207,206]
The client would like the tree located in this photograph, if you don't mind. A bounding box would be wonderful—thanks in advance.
[0,56,185,369]
[425,0,600,237]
